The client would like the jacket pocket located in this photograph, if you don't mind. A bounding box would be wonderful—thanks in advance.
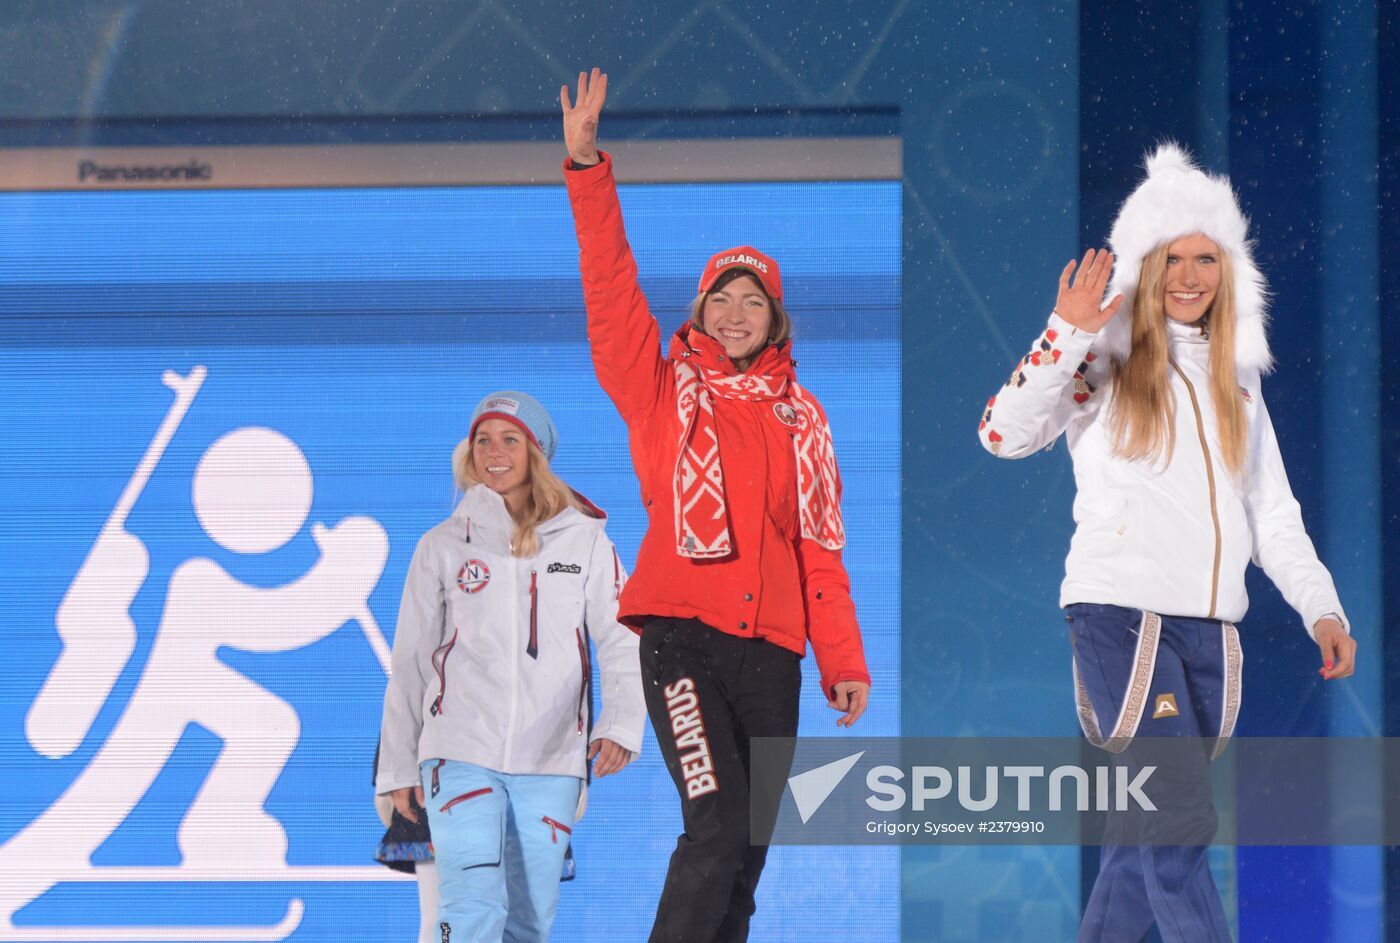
[575,627,591,735]
[1065,603,1143,647]
[429,628,459,716]
[433,789,504,872]
[440,786,492,813]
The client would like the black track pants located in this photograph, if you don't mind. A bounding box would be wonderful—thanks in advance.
[641,617,801,943]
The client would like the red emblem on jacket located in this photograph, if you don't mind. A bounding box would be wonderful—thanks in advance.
[457,560,491,594]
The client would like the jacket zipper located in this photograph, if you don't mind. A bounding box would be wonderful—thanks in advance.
[429,628,459,716]
[1171,362,1222,618]
[575,626,591,734]
[527,570,539,660]
[542,815,573,843]
[505,565,521,770]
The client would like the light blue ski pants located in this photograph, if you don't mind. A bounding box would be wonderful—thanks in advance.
[421,759,580,943]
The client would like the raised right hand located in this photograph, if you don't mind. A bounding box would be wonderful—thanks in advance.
[1055,248,1123,334]
[560,67,607,165]
[390,784,426,823]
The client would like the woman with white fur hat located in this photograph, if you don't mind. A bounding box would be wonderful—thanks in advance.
[376,390,646,943]
[978,144,1356,941]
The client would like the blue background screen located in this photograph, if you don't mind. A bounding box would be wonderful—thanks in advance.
[0,179,901,941]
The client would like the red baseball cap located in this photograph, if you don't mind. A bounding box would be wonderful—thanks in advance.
[697,245,783,301]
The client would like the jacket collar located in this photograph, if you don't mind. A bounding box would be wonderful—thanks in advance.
[453,484,514,545]
[1167,318,1209,344]
[668,323,796,379]
[452,483,606,548]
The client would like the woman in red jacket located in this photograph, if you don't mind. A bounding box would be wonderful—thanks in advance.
[560,69,871,942]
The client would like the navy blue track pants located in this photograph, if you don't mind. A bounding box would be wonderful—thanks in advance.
[1067,603,1242,943]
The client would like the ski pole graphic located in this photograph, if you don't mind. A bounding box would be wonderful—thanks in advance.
[357,604,393,678]
[25,366,208,759]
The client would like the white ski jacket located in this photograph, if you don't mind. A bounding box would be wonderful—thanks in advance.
[376,484,645,793]
[978,311,1347,639]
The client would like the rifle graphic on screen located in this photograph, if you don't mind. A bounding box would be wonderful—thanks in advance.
[2,366,401,942]
[25,366,206,760]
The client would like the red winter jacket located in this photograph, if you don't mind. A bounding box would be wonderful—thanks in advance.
[564,153,869,699]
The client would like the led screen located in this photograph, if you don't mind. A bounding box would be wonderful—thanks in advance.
[0,171,900,941]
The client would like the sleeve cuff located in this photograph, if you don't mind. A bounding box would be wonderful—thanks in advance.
[1047,311,1100,353]
[562,151,613,184]
[590,723,643,755]
[1307,610,1349,640]
[822,672,872,700]
[375,774,421,795]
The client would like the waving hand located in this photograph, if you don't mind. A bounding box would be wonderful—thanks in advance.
[561,68,607,166]
[1055,249,1123,334]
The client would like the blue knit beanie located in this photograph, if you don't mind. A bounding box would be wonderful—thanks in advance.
[469,391,558,461]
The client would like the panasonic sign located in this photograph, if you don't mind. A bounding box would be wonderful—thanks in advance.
[78,159,213,184]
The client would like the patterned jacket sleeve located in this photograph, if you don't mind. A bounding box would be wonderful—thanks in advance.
[1243,385,1349,640]
[977,312,1102,458]
[564,152,670,426]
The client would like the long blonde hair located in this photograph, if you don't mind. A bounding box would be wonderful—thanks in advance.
[452,435,584,558]
[1109,243,1247,476]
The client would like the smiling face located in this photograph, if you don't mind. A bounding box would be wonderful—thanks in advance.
[470,418,532,511]
[700,273,774,365]
[1162,233,1223,324]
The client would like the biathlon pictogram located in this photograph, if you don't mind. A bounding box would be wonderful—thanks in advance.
[0,366,398,942]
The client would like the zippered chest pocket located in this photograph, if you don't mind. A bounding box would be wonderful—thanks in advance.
[533,569,587,652]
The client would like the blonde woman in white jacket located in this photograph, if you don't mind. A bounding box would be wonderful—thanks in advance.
[377,390,645,943]
[978,145,1356,942]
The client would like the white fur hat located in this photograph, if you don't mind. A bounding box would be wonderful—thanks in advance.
[1101,142,1273,373]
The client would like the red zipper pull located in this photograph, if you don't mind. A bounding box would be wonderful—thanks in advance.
[541,815,572,844]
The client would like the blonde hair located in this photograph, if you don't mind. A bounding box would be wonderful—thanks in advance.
[688,268,792,370]
[1109,242,1247,476]
[452,434,584,558]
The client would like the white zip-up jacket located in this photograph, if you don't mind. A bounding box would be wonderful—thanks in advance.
[978,311,1347,639]
[376,484,645,793]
